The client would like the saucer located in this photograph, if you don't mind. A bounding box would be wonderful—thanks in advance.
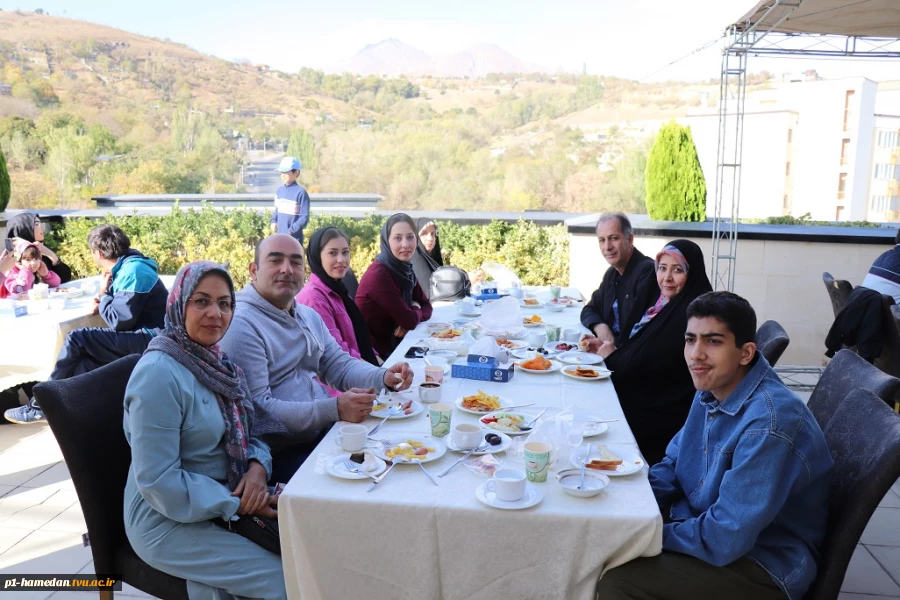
[325,454,387,480]
[475,482,543,510]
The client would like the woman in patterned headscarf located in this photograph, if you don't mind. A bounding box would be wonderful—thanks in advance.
[585,239,713,466]
[122,261,287,600]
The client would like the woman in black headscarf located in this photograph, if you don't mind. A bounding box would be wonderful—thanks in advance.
[585,239,713,466]
[411,217,443,299]
[296,227,379,366]
[5,212,72,283]
[356,213,434,358]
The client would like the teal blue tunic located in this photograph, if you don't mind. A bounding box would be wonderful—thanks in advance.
[123,352,286,600]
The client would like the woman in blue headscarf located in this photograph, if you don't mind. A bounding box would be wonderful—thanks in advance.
[123,261,287,600]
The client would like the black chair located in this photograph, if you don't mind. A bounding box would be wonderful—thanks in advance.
[342,267,360,300]
[34,355,188,600]
[805,388,900,600]
[756,320,790,367]
[822,272,854,319]
[808,350,900,432]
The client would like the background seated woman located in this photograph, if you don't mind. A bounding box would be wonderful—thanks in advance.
[356,213,434,358]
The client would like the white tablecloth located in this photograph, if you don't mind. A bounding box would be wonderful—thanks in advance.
[0,275,175,391]
[0,278,105,389]
[280,295,663,600]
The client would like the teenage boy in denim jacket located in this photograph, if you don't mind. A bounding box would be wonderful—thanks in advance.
[597,292,832,600]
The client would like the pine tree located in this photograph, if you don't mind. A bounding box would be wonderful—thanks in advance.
[645,121,706,221]
[0,150,10,213]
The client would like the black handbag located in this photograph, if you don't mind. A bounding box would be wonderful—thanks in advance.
[213,515,281,555]
[430,266,471,301]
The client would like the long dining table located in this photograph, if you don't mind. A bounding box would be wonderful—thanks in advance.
[279,292,663,600]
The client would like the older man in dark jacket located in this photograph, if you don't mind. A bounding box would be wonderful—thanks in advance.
[580,213,658,345]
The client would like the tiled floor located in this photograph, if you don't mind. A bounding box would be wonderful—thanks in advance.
[0,398,897,599]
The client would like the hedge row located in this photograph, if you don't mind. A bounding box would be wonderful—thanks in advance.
[47,206,569,288]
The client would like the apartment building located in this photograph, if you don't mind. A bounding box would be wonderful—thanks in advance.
[683,78,900,223]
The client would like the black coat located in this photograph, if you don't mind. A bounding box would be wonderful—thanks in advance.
[825,286,893,362]
[580,248,658,344]
[603,239,713,466]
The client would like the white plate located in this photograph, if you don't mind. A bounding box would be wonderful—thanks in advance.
[370,399,425,420]
[444,430,512,454]
[476,481,543,510]
[51,287,84,298]
[495,340,526,350]
[425,322,452,331]
[570,446,644,476]
[547,342,577,353]
[374,435,447,464]
[510,346,557,359]
[429,329,463,340]
[325,453,388,480]
[454,395,511,415]
[582,421,610,437]
[519,299,543,309]
[514,359,563,374]
[522,320,544,328]
[561,366,612,381]
[479,411,533,435]
[558,351,605,365]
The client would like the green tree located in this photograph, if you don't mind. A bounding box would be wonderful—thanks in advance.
[287,126,317,174]
[0,150,9,212]
[644,121,706,221]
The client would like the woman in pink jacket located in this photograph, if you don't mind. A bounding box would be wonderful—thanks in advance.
[296,227,379,367]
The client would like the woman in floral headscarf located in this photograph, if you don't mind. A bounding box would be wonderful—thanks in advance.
[585,239,712,466]
[123,261,287,600]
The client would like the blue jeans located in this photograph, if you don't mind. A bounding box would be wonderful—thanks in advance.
[30,327,153,409]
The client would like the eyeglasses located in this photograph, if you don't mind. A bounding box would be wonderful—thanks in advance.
[187,298,234,313]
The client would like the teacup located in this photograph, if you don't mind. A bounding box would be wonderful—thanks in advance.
[334,424,367,452]
[451,423,483,450]
[563,329,580,343]
[527,331,547,348]
[486,468,527,502]
[460,298,476,313]
[508,287,524,299]
[418,382,442,403]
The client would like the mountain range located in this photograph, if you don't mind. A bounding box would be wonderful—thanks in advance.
[333,39,549,78]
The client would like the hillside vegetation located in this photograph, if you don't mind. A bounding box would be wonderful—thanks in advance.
[0,10,725,212]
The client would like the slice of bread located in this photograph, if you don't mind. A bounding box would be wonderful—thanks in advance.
[584,445,623,470]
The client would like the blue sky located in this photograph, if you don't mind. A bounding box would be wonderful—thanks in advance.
[24,1,900,81]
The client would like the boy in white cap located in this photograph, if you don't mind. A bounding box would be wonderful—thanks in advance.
[271,156,311,245]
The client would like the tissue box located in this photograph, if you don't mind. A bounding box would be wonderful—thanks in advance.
[451,361,515,382]
[473,293,507,302]
[14,305,28,318]
[480,284,498,295]
[466,353,496,366]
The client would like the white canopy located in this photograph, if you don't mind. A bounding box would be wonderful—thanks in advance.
[734,0,900,38]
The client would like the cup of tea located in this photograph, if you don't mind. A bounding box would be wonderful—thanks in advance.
[527,331,547,348]
[428,402,453,437]
[424,365,445,385]
[418,382,442,403]
[334,424,368,452]
[524,441,553,483]
[563,329,580,343]
[451,423,482,450]
[486,468,527,502]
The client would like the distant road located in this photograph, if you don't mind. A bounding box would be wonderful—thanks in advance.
[243,150,284,194]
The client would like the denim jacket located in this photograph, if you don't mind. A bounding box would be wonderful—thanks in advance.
[649,355,833,600]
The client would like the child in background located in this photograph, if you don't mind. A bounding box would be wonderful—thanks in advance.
[271,156,311,245]
[1,242,61,298]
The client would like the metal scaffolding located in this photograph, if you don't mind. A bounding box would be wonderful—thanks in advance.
[710,0,900,291]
